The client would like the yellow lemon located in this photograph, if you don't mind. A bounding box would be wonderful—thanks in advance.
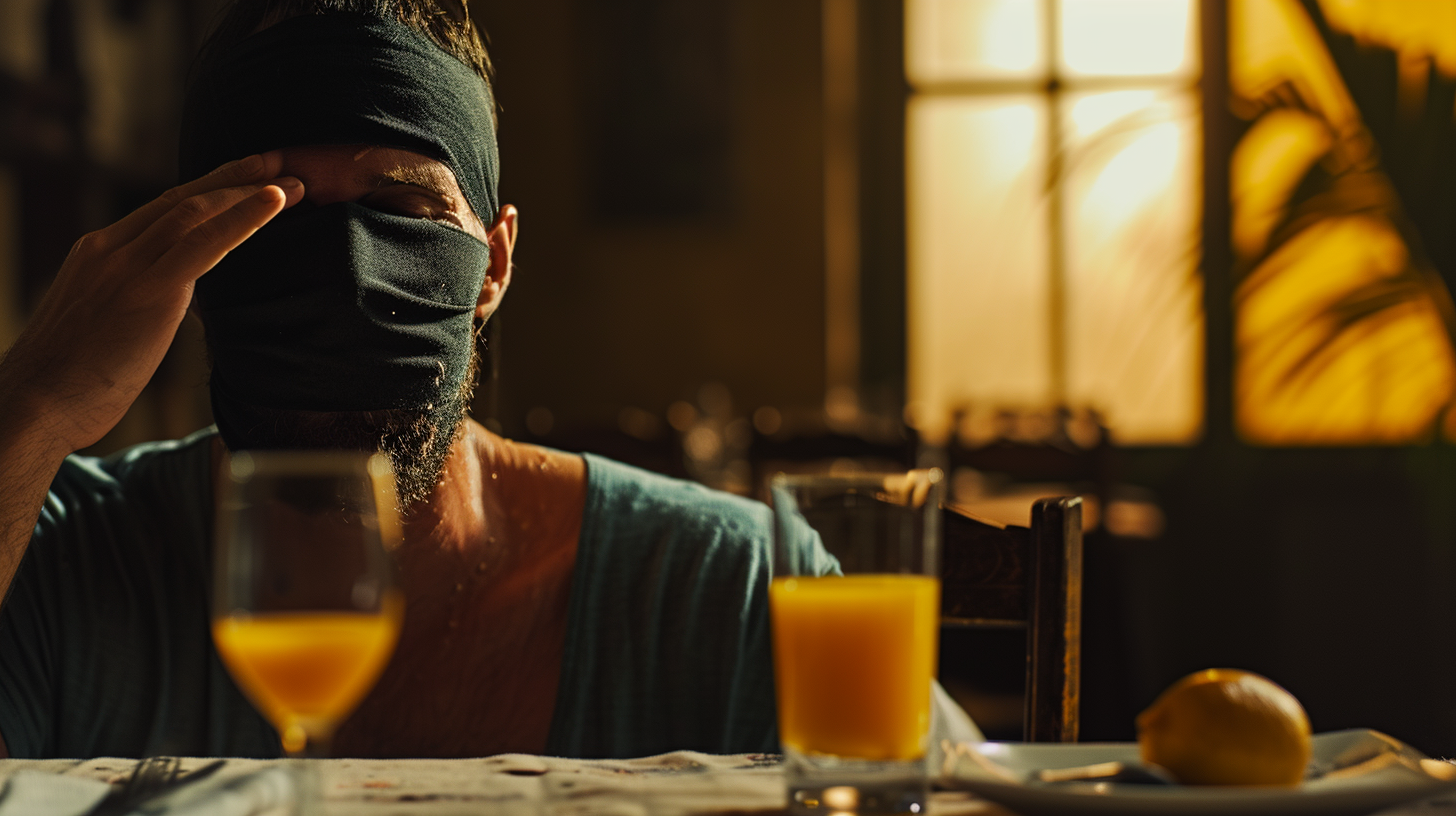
[1136,668,1312,787]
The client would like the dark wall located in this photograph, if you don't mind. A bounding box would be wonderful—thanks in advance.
[472,0,829,434]
[1101,445,1456,756]
[0,0,230,456]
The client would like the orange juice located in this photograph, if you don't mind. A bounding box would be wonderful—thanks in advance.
[770,574,939,761]
[213,593,403,748]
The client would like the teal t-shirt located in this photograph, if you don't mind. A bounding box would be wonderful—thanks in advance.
[0,429,820,758]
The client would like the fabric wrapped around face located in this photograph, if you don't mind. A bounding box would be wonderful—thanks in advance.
[180,11,498,219]
[200,202,490,433]
[177,12,498,448]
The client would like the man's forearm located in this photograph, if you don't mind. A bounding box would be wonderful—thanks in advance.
[0,386,71,604]
[0,155,301,606]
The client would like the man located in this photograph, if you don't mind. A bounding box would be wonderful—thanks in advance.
[0,0,809,759]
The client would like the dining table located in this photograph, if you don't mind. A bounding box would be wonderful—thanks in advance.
[5,746,1456,816]
[0,751,1003,816]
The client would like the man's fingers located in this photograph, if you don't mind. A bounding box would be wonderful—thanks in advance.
[185,151,284,196]
[150,185,289,285]
[120,177,301,270]
[104,152,284,246]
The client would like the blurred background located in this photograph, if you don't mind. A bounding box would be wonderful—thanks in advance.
[6,0,1456,753]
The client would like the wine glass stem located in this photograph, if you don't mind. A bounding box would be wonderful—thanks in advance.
[294,735,331,759]
[282,722,333,758]
[284,741,327,816]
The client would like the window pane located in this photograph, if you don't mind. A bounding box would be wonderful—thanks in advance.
[1060,0,1199,78]
[905,0,1045,84]
[1062,90,1204,443]
[907,96,1050,443]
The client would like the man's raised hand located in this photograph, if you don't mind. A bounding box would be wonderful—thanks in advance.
[0,153,299,607]
[0,152,303,456]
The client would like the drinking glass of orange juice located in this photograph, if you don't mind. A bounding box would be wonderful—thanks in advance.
[770,469,943,816]
[212,451,405,758]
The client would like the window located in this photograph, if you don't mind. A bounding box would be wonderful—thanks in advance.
[904,0,1202,445]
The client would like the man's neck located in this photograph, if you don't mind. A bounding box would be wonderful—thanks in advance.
[208,418,585,571]
[396,419,491,561]
[344,419,589,756]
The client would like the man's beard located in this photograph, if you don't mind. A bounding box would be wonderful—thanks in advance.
[217,352,479,509]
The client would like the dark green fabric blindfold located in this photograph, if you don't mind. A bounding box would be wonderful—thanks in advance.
[179,11,498,220]
[200,201,490,422]
[178,12,499,448]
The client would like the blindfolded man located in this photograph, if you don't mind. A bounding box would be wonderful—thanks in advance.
[0,0,832,759]
[0,0,978,760]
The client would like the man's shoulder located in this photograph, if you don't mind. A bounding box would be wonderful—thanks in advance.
[580,453,771,546]
[550,455,781,758]
[97,427,216,476]
[44,428,215,523]
[12,427,260,760]
[56,427,214,483]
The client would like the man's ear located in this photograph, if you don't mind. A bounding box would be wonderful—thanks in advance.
[476,204,518,321]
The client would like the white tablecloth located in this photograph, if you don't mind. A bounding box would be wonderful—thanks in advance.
[0,752,1005,816]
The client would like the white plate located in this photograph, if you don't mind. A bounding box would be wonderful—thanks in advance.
[942,729,1456,816]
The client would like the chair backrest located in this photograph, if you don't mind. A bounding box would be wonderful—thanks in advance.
[946,407,1112,530]
[941,497,1083,742]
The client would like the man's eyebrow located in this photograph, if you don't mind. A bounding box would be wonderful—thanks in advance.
[369,167,456,201]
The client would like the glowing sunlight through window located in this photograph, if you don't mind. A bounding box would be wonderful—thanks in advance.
[906,0,1203,445]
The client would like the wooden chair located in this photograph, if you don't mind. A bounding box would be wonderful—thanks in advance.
[940,497,1083,743]
[947,407,1113,530]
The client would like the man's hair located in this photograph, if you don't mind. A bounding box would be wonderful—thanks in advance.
[196,0,494,99]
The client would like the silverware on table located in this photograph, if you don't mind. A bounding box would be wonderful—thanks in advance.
[88,758,227,816]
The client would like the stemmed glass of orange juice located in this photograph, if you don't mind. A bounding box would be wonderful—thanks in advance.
[212,450,405,758]
[770,469,943,815]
